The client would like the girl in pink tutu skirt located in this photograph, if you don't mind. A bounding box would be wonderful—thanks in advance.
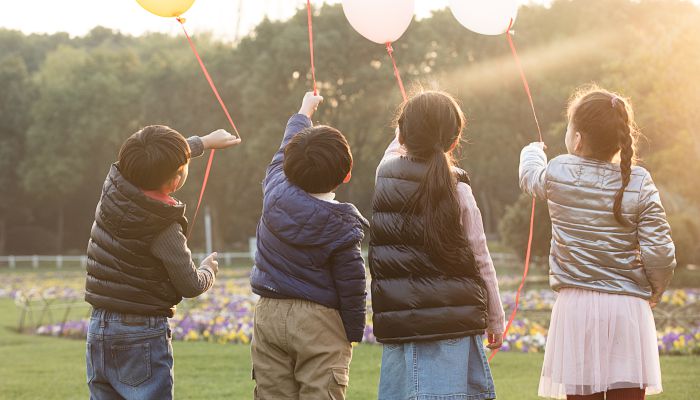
[519,85,676,400]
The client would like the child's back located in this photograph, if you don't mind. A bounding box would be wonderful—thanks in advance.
[521,152,675,300]
[250,92,368,400]
[520,86,675,400]
[370,91,505,400]
[85,125,239,399]
[87,163,188,316]
[252,143,367,308]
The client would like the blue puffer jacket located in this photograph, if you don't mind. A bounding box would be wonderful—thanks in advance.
[251,114,369,342]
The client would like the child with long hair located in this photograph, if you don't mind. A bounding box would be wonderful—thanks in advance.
[519,85,676,400]
[370,90,505,400]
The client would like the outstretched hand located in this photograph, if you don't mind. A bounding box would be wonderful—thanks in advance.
[201,252,219,276]
[202,129,241,150]
[299,91,324,119]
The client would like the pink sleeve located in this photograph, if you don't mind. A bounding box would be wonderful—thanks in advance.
[457,182,506,335]
[381,129,406,163]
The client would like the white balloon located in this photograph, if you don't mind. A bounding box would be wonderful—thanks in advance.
[449,0,519,36]
[342,0,415,44]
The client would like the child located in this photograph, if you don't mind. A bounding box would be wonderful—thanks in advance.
[370,90,505,400]
[250,92,369,399]
[85,125,240,399]
[519,85,676,400]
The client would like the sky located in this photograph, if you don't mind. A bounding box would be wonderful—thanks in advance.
[0,0,553,41]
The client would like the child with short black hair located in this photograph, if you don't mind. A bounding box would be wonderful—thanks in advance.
[284,125,353,194]
[250,92,368,400]
[85,125,240,399]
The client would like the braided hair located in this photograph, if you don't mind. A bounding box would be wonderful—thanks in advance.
[568,85,639,226]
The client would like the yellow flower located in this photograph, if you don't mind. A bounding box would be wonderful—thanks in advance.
[185,330,199,341]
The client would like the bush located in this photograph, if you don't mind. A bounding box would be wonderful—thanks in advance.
[667,211,700,267]
[498,194,552,260]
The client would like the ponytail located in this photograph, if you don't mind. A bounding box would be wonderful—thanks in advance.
[399,91,477,276]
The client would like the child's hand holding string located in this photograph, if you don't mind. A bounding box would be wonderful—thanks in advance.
[299,91,324,119]
[201,129,241,150]
[529,141,547,151]
[487,332,503,350]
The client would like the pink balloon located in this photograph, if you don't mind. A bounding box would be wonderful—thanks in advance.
[450,0,519,36]
[342,0,415,44]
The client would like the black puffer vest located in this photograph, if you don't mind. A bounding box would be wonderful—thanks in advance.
[369,156,487,343]
[85,164,187,317]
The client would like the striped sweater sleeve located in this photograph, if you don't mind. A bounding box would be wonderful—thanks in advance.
[187,136,204,158]
[151,222,216,298]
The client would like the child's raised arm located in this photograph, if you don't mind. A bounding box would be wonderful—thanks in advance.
[186,129,240,160]
[519,142,548,200]
[264,92,323,187]
[637,173,676,304]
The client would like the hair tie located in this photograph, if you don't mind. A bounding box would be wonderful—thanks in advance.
[611,96,620,108]
[433,143,444,153]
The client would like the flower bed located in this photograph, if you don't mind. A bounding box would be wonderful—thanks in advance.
[3,272,699,354]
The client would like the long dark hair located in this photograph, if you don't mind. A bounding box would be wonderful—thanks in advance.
[568,85,639,225]
[397,90,477,276]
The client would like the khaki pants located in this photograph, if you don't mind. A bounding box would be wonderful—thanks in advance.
[251,298,352,400]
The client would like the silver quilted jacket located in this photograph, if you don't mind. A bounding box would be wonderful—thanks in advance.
[519,143,676,302]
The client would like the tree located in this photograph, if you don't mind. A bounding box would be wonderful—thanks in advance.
[20,44,143,253]
[2,1,700,256]
[0,55,33,254]
[498,194,552,260]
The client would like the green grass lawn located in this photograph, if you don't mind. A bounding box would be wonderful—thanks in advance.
[0,300,698,399]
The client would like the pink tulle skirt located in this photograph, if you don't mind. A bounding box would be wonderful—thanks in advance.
[538,288,662,399]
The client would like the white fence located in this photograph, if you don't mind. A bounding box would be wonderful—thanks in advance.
[0,253,524,269]
[0,252,256,269]
[0,238,524,269]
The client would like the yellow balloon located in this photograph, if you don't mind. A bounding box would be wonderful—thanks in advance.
[136,0,196,18]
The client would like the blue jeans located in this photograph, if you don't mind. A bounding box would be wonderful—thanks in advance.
[86,308,174,400]
[378,335,496,400]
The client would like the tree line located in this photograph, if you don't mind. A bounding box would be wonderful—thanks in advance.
[0,0,698,265]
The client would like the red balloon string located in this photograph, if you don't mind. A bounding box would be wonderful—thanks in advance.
[176,17,240,238]
[489,18,543,362]
[506,18,542,142]
[385,42,407,101]
[306,0,318,95]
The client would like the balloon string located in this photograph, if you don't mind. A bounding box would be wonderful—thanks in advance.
[489,197,536,361]
[176,17,240,239]
[306,0,318,95]
[385,42,407,101]
[506,18,542,142]
[489,18,543,362]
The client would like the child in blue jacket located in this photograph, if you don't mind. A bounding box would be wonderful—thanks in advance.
[250,92,368,400]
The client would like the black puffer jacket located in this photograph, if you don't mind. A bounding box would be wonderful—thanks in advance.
[369,156,487,343]
[85,164,186,317]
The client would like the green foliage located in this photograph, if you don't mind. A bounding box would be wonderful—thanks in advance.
[667,212,700,267]
[0,55,32,211]
[498,194,552,259]
[0,0,698,257]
